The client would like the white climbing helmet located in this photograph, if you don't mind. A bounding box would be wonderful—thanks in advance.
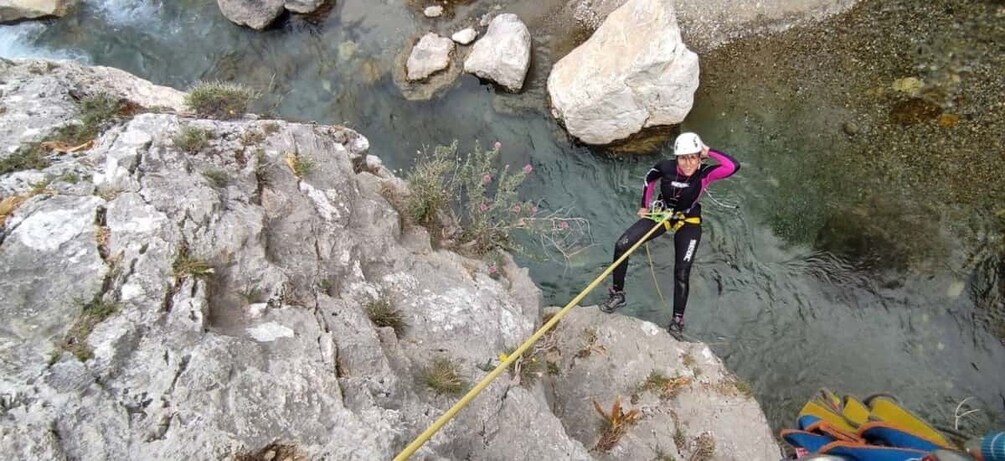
[674,132,703,156]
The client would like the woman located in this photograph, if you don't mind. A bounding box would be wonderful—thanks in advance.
[602,132,740,336]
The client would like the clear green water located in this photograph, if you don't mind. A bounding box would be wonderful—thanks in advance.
[3,0,1002,436]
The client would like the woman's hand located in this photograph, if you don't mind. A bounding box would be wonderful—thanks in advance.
[637,207,648,218]
[701,144,710,159]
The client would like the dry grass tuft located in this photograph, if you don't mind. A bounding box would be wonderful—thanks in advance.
[420,357,467,395]
[365,298,407,337]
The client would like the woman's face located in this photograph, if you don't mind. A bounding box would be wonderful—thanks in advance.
[677,154,701,176]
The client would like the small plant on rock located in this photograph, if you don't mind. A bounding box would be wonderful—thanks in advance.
[61,297,121,362]
[575,327,606,359]
[202,169,230,188]
[0,144,50,175]
[235,442,308,461]
[365,298,407,337]
[593,396,640,452]
[284,151,314,178]
[691,432,716,461]
[420,357,466,396]
[0,195,28,227]
[673,416,686,451]
[173,125,213,153]
[501,347,543,386]
[261,121,281,135]
[637,370,692,400]
[173,248,214,279]
[185,81,257,119]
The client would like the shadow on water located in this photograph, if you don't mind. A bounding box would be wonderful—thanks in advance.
[3,0,1003,434]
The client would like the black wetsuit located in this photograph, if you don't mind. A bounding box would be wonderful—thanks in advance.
[610,150,740,317]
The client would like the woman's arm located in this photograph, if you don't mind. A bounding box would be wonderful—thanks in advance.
[640,161,668,208]
[701,150,740,188]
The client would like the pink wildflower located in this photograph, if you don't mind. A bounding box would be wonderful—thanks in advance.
[531,206,538,215]
[482,174,491,185]
[512,204,521,213]
[493,141,502,151]
[488,265,498,274]
[559,221,569,230]
[522,164,533,174]
[479,203,489,212]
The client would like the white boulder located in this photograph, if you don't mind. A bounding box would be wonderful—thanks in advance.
[548,0,699,144]
[463,14,531,92]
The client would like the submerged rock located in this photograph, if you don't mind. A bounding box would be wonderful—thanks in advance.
[406,33,455,82]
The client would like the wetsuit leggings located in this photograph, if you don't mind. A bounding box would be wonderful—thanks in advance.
[611,218,702,317]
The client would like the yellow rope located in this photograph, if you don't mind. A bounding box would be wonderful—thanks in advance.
[393,214,672,460]
[645,242,669,310]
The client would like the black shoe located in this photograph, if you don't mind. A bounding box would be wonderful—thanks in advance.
[667,315,685,339]
[600,288,625,313]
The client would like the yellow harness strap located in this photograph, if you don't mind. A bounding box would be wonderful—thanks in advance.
[665,213,701,231]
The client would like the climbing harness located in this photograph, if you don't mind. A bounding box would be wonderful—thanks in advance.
[393,212,673,460]
[644,200,701,232]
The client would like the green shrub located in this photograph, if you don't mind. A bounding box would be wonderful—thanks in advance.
[185,81,257,119]
[405,143,455,225]
[404,141,589,258]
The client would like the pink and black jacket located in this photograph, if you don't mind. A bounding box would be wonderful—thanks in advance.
[639,150,740,218]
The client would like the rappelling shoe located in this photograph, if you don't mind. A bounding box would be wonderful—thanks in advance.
[600,288,626,313]
[667,315,685,340]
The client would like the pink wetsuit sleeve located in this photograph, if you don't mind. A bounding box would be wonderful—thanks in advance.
[641,179,658,208]
[640,166,663,208]
[700,150,739,190]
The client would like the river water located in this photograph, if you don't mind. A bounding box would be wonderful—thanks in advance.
[3,0,1002,436]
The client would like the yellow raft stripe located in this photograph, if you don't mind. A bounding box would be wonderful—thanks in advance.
[798,401,858,434]
[841,395,871,427]
[867,397,953,448]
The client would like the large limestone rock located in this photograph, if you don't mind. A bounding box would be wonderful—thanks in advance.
[0,0,76,23]
[567,0,860,51]
[463,13,532,92]
[548,0,699,145]
[544,308,782,459]
[216,0,285,30]
[0,59,186,153]
[0,59,778,459]
[406,33,455,82]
